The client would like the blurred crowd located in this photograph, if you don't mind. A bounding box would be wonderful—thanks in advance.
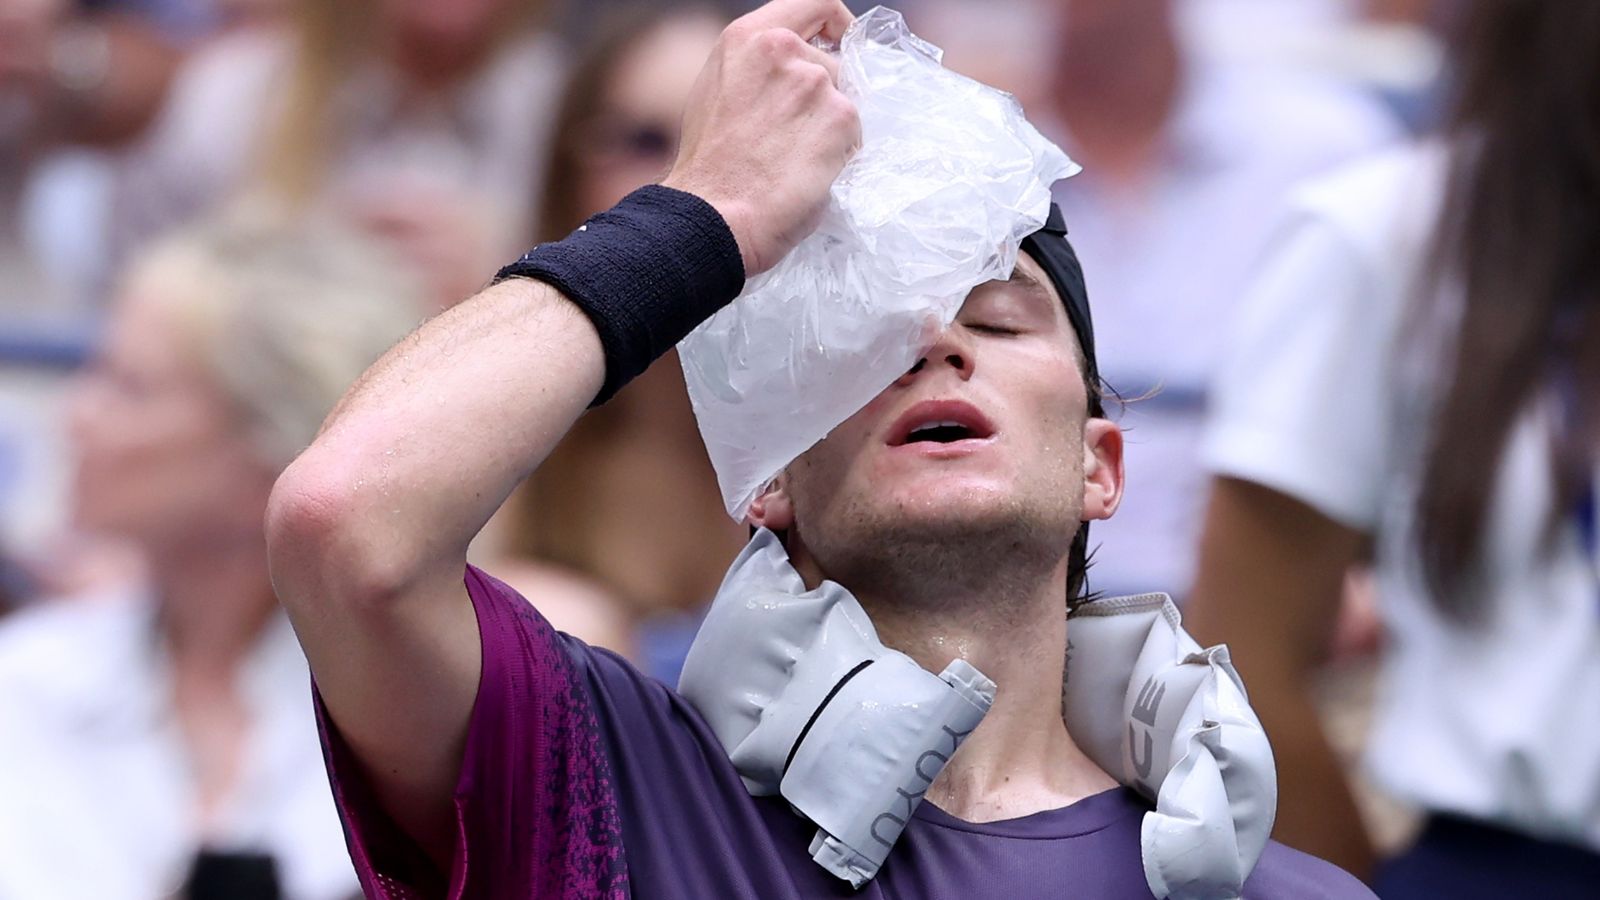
[1,0,1595,898]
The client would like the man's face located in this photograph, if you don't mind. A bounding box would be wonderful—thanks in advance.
[758,250,1119,594]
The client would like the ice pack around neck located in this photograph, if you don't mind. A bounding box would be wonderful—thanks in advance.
[1064,593,1278,900]
[680,533,1279,898]
[677,529,995,887]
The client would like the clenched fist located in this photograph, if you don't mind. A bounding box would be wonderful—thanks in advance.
[662,0,860,277]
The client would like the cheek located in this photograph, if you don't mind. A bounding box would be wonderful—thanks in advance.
[1011,362,1088,470]
[1039,402,1084,461]
[785,428,873,523]
[785,443,843,511]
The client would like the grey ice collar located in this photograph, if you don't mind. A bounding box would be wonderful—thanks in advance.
[677,529,995,886]
[1064,593,1278,899]
[680,530,1277,899]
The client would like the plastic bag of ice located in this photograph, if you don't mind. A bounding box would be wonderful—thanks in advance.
[678,5,1078,519]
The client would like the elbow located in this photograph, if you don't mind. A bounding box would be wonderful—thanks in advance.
[266,449,425,616]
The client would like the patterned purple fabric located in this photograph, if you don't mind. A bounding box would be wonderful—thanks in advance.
[313,566,627,899]
[313,566,1375,899]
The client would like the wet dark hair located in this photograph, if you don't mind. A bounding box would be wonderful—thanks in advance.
[1415,0,1600,622]
[1064,323,1106,610]
[1065,371,1108,611]
[1020,212,1107,610]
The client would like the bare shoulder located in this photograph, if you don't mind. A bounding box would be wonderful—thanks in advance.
[1244,840,1377,899]
[487,558,637,660]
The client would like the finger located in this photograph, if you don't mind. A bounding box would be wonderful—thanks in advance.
[811,0,853,44]
[797,38,839,83]
[739,0,853,44]
[840,92,863,157]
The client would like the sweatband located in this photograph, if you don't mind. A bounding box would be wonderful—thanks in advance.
[495,185,746,405]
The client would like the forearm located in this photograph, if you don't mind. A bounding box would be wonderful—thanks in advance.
[264,0,859,868]
[1196,582,1376,877]
[272,278,603,601]
[269,0,861,598]
[1254,681,1377,879]
[1185,477,1376,878]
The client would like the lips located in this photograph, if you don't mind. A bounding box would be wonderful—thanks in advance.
[886,399,998,447]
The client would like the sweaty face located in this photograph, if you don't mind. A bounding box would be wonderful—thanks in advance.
[776,252,1099,593]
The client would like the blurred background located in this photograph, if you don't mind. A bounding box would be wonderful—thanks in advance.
[3,0,1596,897]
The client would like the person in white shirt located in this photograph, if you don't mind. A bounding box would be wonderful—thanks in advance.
[1187,2,1600,894]
[0,213,425,900]
[1043,0,1401,599]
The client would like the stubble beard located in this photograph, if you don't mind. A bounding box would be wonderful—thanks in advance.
[795,485,1080,620]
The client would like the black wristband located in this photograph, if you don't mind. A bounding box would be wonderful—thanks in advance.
[495,185,746,405]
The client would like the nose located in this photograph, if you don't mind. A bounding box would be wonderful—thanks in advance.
[894,325,975,387]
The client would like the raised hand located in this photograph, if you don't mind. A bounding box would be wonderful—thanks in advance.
[663,0,860,277]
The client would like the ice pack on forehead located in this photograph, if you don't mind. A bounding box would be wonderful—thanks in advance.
[678,5,1079,520]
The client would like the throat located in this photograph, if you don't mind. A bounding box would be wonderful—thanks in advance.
[924,699,1117,824]
[859,583,1117,822]
[858,570,1069,679]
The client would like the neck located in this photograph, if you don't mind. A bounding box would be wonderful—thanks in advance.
[851,560,1117,823]
[1051,19,1182,188]
[148,534,278,685]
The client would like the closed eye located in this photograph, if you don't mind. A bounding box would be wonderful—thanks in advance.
[967,323,1022,336]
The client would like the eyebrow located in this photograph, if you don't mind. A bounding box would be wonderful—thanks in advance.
[1003,266,1055,306]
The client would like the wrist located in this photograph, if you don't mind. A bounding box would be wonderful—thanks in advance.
[495,185,746,405]
[660,174,761,276]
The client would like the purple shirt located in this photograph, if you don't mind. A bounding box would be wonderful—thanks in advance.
[313,567,1374,899]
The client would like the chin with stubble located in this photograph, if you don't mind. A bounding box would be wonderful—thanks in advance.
[783,448,1083,618]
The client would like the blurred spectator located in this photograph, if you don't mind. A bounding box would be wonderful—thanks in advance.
[1182,0,1463,132]
[0,0,188,151]
[499,1,743,683]
[113,0,563,308]
[82,0,288,41]
[2,0,185,324]
[1,0,291,310]
[0,545,29,615]
[883,0,1055,113]
[0,212,424,900]
[2,0,291,328]
[1042,0,1400,600]
[0,0,269,576]
[1188,1,1600,893]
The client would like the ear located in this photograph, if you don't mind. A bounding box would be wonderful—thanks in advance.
[1080,418,1124,522]
[745,474,796,532]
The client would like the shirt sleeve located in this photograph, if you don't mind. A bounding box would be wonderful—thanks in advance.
[311,565,629,900]
[1243,841,1378,899]
[1200,204,1399,532]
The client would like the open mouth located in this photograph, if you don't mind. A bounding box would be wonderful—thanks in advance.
[905,421,980,444]
[887,400,997,447]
